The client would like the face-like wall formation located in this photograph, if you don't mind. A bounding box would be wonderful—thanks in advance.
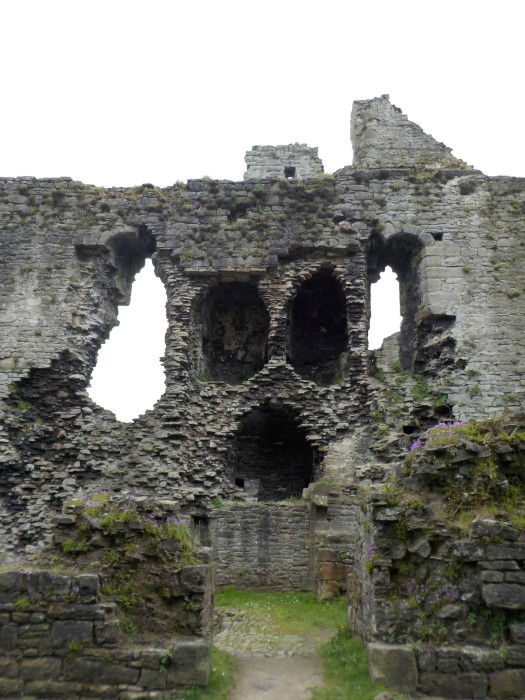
[0,96,524,562]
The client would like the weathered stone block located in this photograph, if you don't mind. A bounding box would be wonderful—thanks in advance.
[180,565,210,593]
[367,643,418,693]
[509,622,525,643]
[48,602,116,621]
[0,571,28,591]
[166,638,211,686]
[506,646,525,666]
[479,560,520,570]
[94,618,120,645]
[51,619,93,645]
[485,544,525,560]
[139,667,168,689]
[76,574,100,601]
[318,561,347,580]
[481,570,504,583]
[0,678,24,697]
[63,657,140,684]
[419,671,487,698]
[482,583,525,609]
[436,655,460,673]
[460,647,504,671]
[20,656,62,679]
[47,574,72,596]
[416,647,436,671]
[0,624,17,649]
[407,536,431,558]
[0,657,18,678]
[24,680,81,697]
[490,669,525,699]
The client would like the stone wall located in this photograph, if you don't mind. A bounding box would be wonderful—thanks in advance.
[210,502,313,590]
[349,417,525,698]
[2,155,524,552]
[0,570,210,699]
[0,496,214,697]
[210,492,358,595]
[244,144,324,180]
[351,94,471,169]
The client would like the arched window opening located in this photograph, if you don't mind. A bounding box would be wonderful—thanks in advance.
[233,404,315,501]
[200,281,269,384]
[88,259,167,421]
[368,233,422,371]
[289,268,348,384]
[368,267,402,350]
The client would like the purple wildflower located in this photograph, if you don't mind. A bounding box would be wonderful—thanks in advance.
[409,439,423,452]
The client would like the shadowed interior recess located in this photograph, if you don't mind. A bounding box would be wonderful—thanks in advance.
[233,404,314,500]
[290,267,348,384]
[201,281,269,384]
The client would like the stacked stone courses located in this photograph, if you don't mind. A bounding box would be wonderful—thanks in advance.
[1,95,525,697]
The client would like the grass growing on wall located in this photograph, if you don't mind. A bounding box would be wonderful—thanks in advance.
[171,589,391,700]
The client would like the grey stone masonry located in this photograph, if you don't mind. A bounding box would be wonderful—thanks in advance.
[351,417,525,699]
[244,143,324,179]
[0,570,211,698]
[0,497,214,697]
[0,95,524,699]
[351,94,472,169]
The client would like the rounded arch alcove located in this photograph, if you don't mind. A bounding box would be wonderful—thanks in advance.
[232,403,315,501]
[288,267,349,384]
[199,280,269,384]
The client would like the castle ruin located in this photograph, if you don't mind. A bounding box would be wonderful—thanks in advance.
[0,95,524,698]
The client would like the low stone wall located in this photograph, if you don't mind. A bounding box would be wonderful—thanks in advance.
[210,502,313,590]
[0,570,210,699]
[350,418,525,698]
[0,495,214,698]
[368,642,525,699]
[210,494,358,595]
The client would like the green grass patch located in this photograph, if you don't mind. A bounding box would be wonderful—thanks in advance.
[215,588,346,636]
[312,626,390,700]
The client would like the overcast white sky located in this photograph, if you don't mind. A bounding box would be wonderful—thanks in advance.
[1,0,524,420]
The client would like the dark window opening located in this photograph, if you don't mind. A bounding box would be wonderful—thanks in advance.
[367,233,422,371]
[284,166,296,179]
[232,404,315,501]
[200,281,269,384]
[235,478,245,489]
[289,267,348,384]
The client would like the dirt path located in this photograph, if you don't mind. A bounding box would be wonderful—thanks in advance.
[230,655,324,700]
[214,608,331,700]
